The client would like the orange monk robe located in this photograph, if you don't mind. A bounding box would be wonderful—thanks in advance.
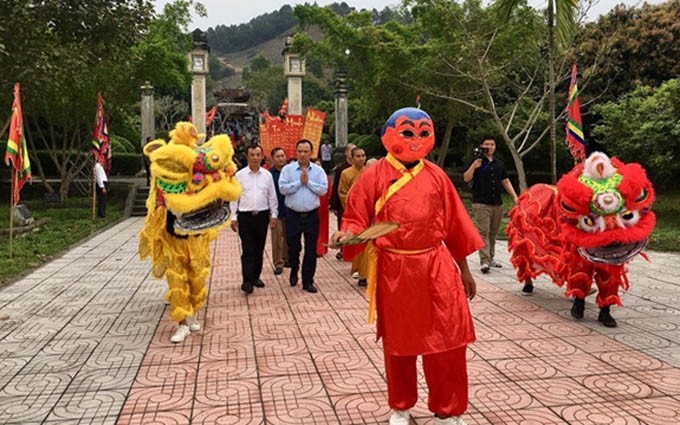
[339,166,368,275]
[342,159,483,355]
[338,165,365,207]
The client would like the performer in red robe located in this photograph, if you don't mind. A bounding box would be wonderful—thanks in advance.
[315,160,332,256]
[332,108,482,425]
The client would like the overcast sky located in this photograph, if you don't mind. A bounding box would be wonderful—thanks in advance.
[153,0,667,30]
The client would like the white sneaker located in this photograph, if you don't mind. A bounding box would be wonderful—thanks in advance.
[185,316,201,332]
[480,263,490,274]
[434,416,467,425]
[170,324,191,343]
[352,272,360,279]
[389,409,411,425]
[490,260,503,268]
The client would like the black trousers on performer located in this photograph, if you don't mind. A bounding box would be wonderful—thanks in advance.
[286,209,319,288]
[237,210,270,285]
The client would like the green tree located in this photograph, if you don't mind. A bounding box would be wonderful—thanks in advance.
[295,1,563,190]
[592,78,680,189]
[497,0,579,183]
[575,2,680,104]
[0,0,155,198]
[242,61,287,114]
[0,0,201,197]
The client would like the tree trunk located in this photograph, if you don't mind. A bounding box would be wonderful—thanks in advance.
[24,118,55,193]
[437,116,454,168]
[510,147,528,192]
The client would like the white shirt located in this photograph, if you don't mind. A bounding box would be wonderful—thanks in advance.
[231,166,278,219]
[320,144,332,161]
[94,162,108,188]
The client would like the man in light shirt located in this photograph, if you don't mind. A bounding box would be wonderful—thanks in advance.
[279,139,329,293]
[231,145,278,295]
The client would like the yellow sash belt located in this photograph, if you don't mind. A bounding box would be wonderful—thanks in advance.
[365,154,424,323]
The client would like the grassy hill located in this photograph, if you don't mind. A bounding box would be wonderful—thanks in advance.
[213,26,322,89]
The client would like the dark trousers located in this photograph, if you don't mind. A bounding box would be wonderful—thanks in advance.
[96,182,109,218]
[237,211,270,284]
[286,209,319,287]
[335,205,344,231]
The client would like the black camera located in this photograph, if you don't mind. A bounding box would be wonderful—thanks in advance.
[473,147,489,159]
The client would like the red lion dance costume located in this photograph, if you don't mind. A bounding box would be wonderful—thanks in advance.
[507,151,655,327]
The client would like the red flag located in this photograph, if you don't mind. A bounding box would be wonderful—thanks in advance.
[4,83,32,207]
[206,106,217,126]
[565,64,585,163]
[92,93,111,173]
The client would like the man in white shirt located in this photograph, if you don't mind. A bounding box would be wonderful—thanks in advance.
[94,161,109,218]
[320,139,332,174]
[231,145,278,294]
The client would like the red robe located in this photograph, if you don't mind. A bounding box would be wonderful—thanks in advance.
[342,159,483,355]
[316,175,332,256]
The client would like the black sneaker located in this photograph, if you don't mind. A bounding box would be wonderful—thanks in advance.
[254,279,265,288]
[274,267,283,275]
[521,281,534,295]
[303,284,318,293]
[358,279,367,287]
[480,264,490,274]
[289,270,298,287]
[335,252,343,261]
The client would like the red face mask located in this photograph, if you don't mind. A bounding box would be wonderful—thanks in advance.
[381,109,435,163]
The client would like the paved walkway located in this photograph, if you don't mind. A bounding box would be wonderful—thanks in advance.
[0,217,679,424]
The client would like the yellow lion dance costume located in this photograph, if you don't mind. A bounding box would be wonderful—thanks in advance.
[139,122,241,342]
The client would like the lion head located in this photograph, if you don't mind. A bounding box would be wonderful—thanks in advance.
[556,152,655,265]
[144,123,241,235]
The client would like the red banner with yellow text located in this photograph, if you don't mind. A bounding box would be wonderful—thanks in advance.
[301,108,326,157]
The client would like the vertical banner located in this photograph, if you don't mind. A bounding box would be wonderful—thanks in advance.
[283,115,305,158]
[301,108,326,156]
[260,120,286,158]
[565,63,585,164]
[258,109,327,160]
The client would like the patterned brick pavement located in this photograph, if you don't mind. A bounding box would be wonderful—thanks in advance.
[0,217,679,424]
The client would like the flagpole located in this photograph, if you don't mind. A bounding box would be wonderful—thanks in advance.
[8,172,15,259]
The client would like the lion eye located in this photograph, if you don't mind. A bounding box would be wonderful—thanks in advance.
[635,189,647,203]
[618,209,640,226]
[399,129,415,138]
[560,200,576,213]
[578,215,600,233]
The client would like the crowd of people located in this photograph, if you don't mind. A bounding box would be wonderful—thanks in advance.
[221,109,510,425]
[229,138,379,295]
[223,119,522,425]
[141,107,651,425]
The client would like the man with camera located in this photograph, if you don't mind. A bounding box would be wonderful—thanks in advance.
[463,137,518,274]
